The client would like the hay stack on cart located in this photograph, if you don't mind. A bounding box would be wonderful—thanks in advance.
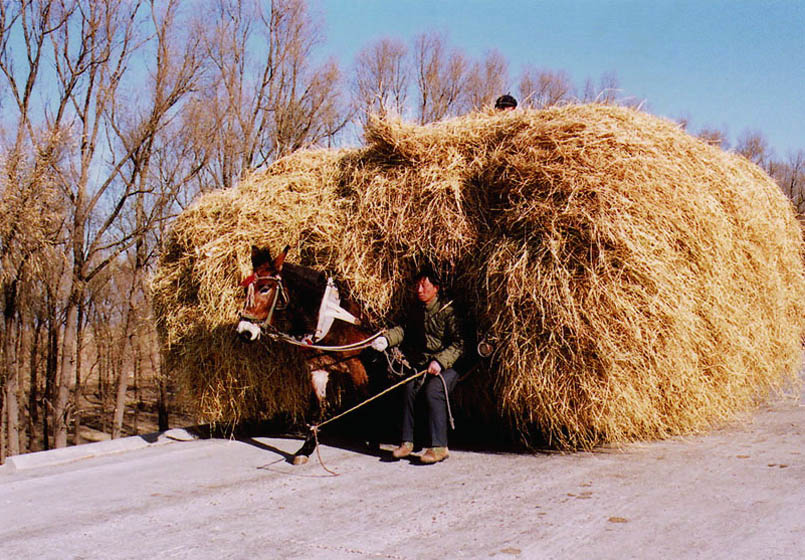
[152,104,805,449]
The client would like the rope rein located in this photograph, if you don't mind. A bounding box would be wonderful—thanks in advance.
[313,367,428,431]
[438,373,456,431]
[265,329,384,352]
[307,367,428,476]
[308,361,459,474]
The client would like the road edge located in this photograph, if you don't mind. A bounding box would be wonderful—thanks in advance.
[0,428,196,474]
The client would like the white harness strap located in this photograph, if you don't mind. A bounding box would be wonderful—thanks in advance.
[313,278,360,342]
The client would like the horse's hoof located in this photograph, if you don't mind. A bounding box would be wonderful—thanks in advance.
[292,455,309,466]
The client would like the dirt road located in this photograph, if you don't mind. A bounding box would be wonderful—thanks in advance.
[1,388,803,559]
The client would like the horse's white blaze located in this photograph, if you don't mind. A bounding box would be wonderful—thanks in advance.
[311,369,329,401]
[236,320,261,341]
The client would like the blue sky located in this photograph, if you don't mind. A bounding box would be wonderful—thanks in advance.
[316,0,804,158]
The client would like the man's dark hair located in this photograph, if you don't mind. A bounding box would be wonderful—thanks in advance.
[494,94,517,110]
[414,265,442,287]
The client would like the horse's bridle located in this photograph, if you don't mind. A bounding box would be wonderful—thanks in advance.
[240,272,288,330]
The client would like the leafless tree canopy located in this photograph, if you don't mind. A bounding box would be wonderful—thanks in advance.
[352,38,409,121]
[772,150,805,216]
[736,129,771,166]
[414,31,471,124]
[0,1,801,461]
[199,0,348,189]
[697,126,730,150]
[464,49,509,111]
[518,66,575,109]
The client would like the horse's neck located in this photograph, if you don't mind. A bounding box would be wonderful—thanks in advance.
[282,263,327,335]
[283,262,326,299]
[282,263,368,339]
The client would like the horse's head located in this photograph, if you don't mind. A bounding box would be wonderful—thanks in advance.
[236,244,290,341]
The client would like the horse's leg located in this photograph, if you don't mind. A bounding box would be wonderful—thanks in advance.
[311,369,330,401]
[292,431,317,465]
[292,369,329,465]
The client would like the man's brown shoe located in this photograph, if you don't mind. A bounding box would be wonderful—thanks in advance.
[392,442,414,459]
[420,447,449,464]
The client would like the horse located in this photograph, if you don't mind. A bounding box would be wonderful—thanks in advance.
[236,244,384,465]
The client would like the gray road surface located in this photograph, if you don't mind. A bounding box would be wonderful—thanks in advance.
[1,392,803,560]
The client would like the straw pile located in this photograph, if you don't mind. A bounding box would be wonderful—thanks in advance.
[152,104,805,448]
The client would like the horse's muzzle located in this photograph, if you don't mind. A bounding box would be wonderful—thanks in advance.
[237,320,262,342]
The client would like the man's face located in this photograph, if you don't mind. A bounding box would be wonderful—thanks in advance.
[415,276,439,304]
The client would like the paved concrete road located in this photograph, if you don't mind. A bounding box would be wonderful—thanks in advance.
[2,392,803,560]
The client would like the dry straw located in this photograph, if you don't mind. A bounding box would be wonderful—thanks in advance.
[152,104,805,448]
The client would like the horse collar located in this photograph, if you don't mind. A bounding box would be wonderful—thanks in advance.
[313,278,360,342]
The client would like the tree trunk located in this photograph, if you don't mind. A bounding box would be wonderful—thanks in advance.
[132,351,142,434]
[99,347,109,434]
[156,353,169,432]
[1,396,6,464]
[72,304,85,445]
[112,240,141,438]
[3,293,20,457]
[111,359,129,440]
[16,318,28,453]
[43,315,58,451]
[54,300,78,448]
[111,317,132,439]
[5,343,20,456]
[28,319,41,451]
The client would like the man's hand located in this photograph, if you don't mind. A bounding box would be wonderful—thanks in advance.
[427,360,442,375]
[370,336,389,352]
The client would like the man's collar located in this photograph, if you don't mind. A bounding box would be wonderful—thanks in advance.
[423,294,441,312]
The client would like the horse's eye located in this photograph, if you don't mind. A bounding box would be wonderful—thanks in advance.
[259,286,272,295]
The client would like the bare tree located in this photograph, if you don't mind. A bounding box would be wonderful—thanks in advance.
[697,126,730,150]
[773,150,805,217]
[413,31,469,123]
[5,0,207,447]
[0,0,69,458]
[198,0,348,190]
[582,71,620,104]
[518,66,574,109]
[736,129,772,167]
[102,0,204,440]
[464,49,508,111]
[352,37,410,122]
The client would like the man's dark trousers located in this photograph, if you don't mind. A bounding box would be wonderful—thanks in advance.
[401,368,459,447]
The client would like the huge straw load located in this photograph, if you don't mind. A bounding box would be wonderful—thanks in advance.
[152,104,805,449]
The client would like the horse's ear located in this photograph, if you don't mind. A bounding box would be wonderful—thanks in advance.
[251,245,272,268]
[273,245,290,272]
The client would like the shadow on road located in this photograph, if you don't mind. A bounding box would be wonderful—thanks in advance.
[181,400,553,470]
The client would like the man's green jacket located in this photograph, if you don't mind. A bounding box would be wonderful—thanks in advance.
[385,294,466,370]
